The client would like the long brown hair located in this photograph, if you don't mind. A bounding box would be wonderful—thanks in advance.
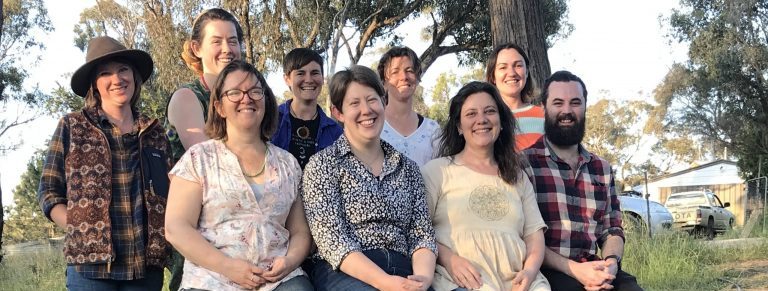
[436,81,522,185]
[485,43,534,103]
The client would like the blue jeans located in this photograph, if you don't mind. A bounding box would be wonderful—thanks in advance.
[274,275,314,291]
[304,248,434,291]
[65,266,164,291]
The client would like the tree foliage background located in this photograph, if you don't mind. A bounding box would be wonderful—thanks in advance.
[653,0,768,179]
[2,150,63,244]
[0,0,52,154]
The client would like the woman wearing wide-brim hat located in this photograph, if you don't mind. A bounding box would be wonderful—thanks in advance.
[38,35,172,290]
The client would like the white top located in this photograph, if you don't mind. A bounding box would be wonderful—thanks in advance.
[170,140,305,291]
[381,117,441,166]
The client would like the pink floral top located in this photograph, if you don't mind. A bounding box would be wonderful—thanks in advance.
[170,139,305,291]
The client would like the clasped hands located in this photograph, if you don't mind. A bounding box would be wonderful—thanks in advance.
[224,256,299,289]
[572,259,619,291]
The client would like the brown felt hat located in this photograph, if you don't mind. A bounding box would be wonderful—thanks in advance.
[70,36,153,97]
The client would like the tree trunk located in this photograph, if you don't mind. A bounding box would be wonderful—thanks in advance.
[489,0,551,98]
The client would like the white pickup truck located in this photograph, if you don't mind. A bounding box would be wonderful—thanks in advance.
[664,190,735,239]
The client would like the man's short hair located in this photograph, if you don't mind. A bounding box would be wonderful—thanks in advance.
[283,48,324,75]
[541,70,588,105]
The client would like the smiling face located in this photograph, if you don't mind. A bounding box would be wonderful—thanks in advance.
[544,81,586,146]
[193,20,241,76]
[493,48,528,99]
[215,69,264,132]
[94,61,136,110]
[333,81,385,146]
[383,56,419,102]
[458,91,502,151]
[284,61,323,102]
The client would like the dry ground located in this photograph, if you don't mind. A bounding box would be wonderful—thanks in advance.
[719,259,768,290]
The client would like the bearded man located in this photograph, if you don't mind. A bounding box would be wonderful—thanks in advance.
[522,71,643,291]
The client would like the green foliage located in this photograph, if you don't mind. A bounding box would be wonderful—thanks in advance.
[2,150,62,244]
[0,0,53,104]
[427,72,458,126]
[418,0,570,73]
[584,99,654,183]
[657,0,768,179]
[0,0,53,153]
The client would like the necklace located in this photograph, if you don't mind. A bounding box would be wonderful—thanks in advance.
[200,76,210,91]
[290,105,319,140]
[242,147,269,177]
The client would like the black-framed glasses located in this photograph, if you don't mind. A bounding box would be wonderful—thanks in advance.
[221,88,264,102]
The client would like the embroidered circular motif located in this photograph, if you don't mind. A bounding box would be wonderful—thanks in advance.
[468,185,509,221]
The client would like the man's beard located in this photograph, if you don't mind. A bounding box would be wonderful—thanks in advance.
[545,112,585,146]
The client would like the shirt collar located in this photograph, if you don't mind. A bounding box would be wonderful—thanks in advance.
[335,134,403,175]
[542,136,593,164]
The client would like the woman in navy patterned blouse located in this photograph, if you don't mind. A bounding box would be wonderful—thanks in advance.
[301,65,438,291]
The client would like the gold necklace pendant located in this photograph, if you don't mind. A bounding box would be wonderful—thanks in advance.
[242,147,269,177]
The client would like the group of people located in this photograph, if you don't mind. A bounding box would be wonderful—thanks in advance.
[36,7,643,291]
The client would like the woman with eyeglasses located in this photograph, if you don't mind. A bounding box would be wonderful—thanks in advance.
[165,60,314,291]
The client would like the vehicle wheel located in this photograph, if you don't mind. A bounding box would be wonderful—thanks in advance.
[622,212,647,236]
[705,217,715,240]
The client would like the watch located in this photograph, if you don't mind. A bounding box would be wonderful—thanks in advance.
[604,255,622,270]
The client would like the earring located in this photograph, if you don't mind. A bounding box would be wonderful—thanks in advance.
[458,130,463,136]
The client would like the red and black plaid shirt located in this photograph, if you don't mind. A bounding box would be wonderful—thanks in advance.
[523,137,624,262]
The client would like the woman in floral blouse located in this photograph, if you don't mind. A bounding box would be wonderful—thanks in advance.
[165,60,313,291]
[301,65,437,291]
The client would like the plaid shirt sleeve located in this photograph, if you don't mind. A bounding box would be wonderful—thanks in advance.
[598,173,625,247]
[38,117,70,221]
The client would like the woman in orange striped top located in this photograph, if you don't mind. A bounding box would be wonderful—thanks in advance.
[485,43,545,151]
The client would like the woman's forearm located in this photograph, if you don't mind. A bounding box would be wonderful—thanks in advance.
[522,229,546,272]
[435,242,455,267]
[339,251,392,289]
[411,247,437,280]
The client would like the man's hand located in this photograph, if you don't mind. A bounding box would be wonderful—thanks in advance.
[444,253,482,289]
[602,258,619,277]
[570,261,615,290]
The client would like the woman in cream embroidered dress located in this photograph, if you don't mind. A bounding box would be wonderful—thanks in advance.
[422,82,550,291]
[165,60,313,291]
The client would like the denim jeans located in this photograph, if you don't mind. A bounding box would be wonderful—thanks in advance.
[304,248,434,291]
[65,265,164,291]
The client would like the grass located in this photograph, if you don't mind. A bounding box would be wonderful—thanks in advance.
[0,249,172,291]
[2,227,768,290]
[624,226,768,290]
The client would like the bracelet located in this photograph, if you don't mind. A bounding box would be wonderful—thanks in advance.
[604,255,622,270]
